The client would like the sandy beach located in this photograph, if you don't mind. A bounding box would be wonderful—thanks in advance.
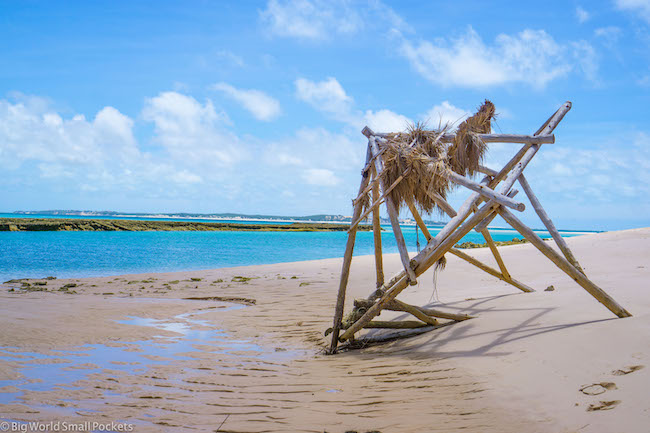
[1,228,648,432]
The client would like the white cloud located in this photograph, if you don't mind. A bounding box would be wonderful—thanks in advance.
[142,91,243,166]
[264,127,363,170]
[259,0,408,41]
[615,0,650,23]
[212,82,281,121]
[0,96,134,168]
[398,27,593,88]
[595,26,623,48]
[295,77,354,118]
[576,6,591,23]
[302,168,341,186]
[215,50,245,68]
[363,109,411,133]
[420,101,469,128]
[260,0,362,40]
[0,94,217,193]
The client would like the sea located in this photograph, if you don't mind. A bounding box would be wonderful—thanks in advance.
[0,213,597,282]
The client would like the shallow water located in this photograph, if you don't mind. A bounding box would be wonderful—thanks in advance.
[0,306,301,406]
[0,220,590,281]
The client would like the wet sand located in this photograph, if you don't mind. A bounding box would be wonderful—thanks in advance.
[1,228,648,432]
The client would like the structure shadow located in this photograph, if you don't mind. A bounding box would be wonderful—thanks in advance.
[353,292,615,359]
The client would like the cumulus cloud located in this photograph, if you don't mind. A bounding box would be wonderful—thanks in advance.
[142,91,243,166]
[615,0,650,23]
[295,76,412,132]
[398,27,594,88]
[295,77,354,119]
[295,76,472,134]
[363,109,411,133]
[212,82,281,121]
[576,6,591,23]
[0,96,135,168]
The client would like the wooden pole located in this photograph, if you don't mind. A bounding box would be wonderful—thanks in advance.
[445,171,526,212]
[498,207,631,318]
[518,174,585,274]
[448,248,534,293]
[372,170,385,288]
[364,321,429,329]
[481,229,511,280]
[354,298,474,321]
[365,131,555,145]
[425,189,457,218]
[368,136,417,283]
[390,298,439,325]
[329,144,374,353]
[406,199,432,241]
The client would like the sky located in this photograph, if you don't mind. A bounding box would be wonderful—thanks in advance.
[1,0,649,231]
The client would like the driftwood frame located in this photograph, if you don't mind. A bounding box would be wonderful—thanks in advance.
[327,101,631,354]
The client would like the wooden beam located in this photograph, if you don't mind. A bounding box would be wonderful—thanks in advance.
[329,144,374,353]
[369,137,417,283]
[481,229,511,280]
[498,207,631,318]
[362,128,555,145]
[518,174,585,274]
[391,299,439,326]
[406,199,432,241]
[372,171,385,288]
[425,189,457,218]
[448,248,534,293]
[354,298,474,321]
[445,171,526,212]
[364,321,429,329]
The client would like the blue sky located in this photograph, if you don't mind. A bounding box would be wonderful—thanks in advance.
[1,0,649,230]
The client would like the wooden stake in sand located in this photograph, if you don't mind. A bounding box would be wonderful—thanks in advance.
[327,100,631,354]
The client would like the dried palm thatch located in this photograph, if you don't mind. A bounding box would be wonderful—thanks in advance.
[367,100,495,216]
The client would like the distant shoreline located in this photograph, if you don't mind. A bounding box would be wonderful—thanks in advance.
[0,218,372,232]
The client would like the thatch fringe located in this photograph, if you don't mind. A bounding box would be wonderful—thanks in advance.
[371,100,495,216]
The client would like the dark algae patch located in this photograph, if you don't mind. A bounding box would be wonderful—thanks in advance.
[456,237,527,249]
[0,218,371,232]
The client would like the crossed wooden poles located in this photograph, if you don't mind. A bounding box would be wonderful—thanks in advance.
[328,101,631,354]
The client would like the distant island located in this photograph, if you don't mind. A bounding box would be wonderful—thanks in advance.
[9,210,449,226]
[0,218,372,232]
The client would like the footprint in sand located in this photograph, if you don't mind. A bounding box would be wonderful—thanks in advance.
[612,365,645,376]
[579,382,617,396]
[587,400,621,411]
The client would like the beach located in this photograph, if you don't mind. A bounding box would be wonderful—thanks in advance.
[1,228,648,432]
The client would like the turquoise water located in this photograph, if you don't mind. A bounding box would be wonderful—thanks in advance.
[0,216,593,281]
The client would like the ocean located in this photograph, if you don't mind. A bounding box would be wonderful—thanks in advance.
[0,213,596,282]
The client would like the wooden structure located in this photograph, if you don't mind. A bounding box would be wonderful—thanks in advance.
[327,101,631,354]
